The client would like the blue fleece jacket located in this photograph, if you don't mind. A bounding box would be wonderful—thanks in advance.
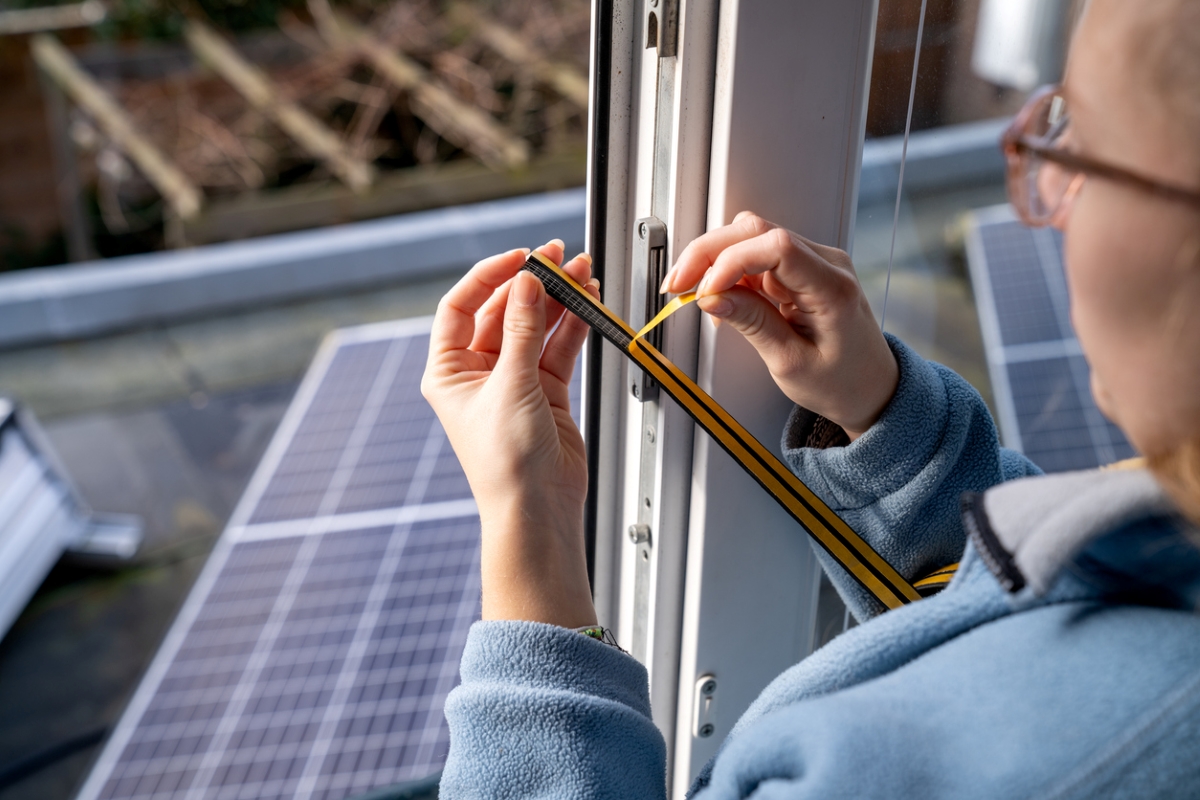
[440,337,1200,799]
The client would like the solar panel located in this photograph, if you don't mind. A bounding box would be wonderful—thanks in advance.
[77,317,583,800]
[966,205,1135,472]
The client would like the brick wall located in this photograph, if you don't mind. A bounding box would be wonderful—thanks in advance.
[0,35,62,246]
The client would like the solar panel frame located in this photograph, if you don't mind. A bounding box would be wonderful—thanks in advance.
[79,312,586,800]
[74,317,504,800]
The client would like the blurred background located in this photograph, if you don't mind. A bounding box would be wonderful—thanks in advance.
[0,0,1080,797]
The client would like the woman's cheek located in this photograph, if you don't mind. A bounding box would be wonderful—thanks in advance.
[1063,187,1189,454]
[1064,196,1118,350]
[1063,189,1143,428]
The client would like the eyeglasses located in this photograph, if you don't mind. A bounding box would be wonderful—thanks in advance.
[1002,85,1200,228]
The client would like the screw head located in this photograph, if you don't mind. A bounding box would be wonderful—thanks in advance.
[639,221,649,238]
[631,382,641,399]
[645,426,656,443]
[701,679,716,696]
[628,523,651,544]
[698,723,714,738]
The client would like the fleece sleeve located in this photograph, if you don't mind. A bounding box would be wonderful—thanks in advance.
[781,334,1040,620]
[439,620,667,800]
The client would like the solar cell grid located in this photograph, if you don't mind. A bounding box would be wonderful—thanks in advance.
[977,223,1067,347]
[336,340,445,516]
[966,206,1134,472]
[1007,357,1134,473]
[76,316,576,800]
[94,521,478,800]
[250,342,394,525]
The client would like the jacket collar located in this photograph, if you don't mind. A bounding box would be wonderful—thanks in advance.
[962,466,1194,598]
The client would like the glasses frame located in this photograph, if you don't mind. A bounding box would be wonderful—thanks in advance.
[1002,85,1200,227]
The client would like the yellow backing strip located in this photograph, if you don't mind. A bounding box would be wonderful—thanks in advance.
[913,562,959,595]
[634,292,698,342]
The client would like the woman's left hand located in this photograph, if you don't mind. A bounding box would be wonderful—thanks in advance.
[422,241,599,629]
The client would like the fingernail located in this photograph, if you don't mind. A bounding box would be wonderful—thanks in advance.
[697,272,713,296]
[698,295,732,318]
[658,268,675,294]
[549,238,565,250]
[518,247,531,256]
[514,272,540,307]
[575,252,592,265]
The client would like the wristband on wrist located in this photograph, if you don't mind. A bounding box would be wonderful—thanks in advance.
[574,625,627,653]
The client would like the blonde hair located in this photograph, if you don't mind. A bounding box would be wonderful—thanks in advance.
[1149,443,1200,526]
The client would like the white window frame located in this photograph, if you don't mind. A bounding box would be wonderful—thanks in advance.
[582,1,879,795]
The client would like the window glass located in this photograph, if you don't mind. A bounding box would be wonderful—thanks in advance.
[819,0,1083,639]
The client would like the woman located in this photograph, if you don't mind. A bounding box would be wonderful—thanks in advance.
[421,0,1200,796]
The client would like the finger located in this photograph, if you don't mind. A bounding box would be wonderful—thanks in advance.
[694,229,788,298]
[541,252,591,331]
[536,238,566,268]
[738,272,765,294]
[471,277,515,353]
[494,270,548,384]
[789,230,855,272]
[541,278,598,386]
[531,251,591,340]
[562,252,593,285]
[696,285,809,374]
[518,241,573,328]
[661,212,778,293]
[733,212,850,270]
[430,248,529,359]
[554,253,593,324]
[759,269,797,307]
[700,229,849,308]
[779,303,818,339]
[474,252,591,354]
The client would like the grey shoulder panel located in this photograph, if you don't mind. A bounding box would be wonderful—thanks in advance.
[978,468,1174,595]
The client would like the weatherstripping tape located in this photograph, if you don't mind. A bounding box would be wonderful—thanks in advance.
[522,251,923,610]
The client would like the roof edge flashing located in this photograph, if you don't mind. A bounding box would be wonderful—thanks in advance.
[0,189,586,350]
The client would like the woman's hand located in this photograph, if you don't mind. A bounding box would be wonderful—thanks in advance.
[422,241,599,629]
[663,212,898,440]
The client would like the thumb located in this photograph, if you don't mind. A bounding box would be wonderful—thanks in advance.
[496,270,548,381]
[697,286,803,372]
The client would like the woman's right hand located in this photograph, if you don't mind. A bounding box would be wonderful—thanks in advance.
[663,212,898,440]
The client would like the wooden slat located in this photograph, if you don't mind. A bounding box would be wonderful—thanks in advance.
[313,5,530,170]
[184,20,376,193]
[31,34,203,220]
[0,0,106,35]
[178,150,584,245]
[448,4,589,108]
